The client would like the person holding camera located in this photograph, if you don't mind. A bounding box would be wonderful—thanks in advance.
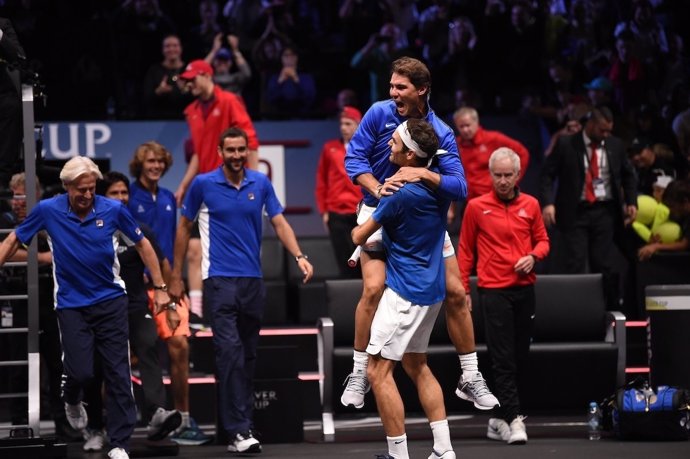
[350,22,408,106]
[142,34,193,120]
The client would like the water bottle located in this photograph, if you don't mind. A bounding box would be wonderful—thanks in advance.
[587,401,602,440]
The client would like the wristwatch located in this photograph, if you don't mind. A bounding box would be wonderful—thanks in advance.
[153,283,168,292]
[295,254,309,263]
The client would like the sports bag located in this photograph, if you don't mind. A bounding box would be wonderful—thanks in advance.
[611,382,690,441]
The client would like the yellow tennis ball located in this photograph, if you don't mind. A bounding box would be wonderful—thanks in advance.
[635,195,657,226]
[652,221,682,244]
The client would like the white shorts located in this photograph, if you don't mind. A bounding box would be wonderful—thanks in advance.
[366,287,442,361]
[357,203,455,257]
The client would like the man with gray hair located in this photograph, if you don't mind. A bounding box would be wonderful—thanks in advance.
[0,156,171,459]
[458,148,550,445]
[353,119,456,459]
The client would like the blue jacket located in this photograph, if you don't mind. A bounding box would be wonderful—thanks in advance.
[345,100,467,207]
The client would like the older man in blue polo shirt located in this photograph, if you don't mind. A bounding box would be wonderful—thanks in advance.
[169,127,313,454]
[0,157,171,459]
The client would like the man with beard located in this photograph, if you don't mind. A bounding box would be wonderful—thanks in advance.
[169,127,313,454]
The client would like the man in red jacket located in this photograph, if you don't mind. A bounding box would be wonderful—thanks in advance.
[458,147,549,446]
[314,106,364,277]
[454,107,530,200]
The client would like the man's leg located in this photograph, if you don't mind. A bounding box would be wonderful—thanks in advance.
[187,235,204,319]
[167,336,189,413]
[445,255,498,409]
[341,250,386,408]
[481,288,532,445]
[368,355,409,459]
[402,354,454,458]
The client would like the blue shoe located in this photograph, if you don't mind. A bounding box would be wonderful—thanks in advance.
[171,418,212,446]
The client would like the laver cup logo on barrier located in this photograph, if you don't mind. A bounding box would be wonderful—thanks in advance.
[254,390,278,410]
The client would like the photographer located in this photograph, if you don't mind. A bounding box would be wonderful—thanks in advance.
[142,34,193,120]
[350,22,408,106]
[0,17,24,189]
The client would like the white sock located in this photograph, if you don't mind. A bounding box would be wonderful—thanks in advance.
[180,411,190,429]
[189,290,203,317]
[386,434,408,459]
[353,350,368,375]
[430,419,452,454]
[459,352,478,380]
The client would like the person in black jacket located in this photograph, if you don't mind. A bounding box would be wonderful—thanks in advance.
[540,106,637,308]
[0,17,25,189]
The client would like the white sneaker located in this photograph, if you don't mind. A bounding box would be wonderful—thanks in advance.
[64,402,88,431]
[455,372,500,410]
[508,415,528,445]
[147,407,182,441]
[107,447,130,459]
[428,449,456,458]
[83,428,106,451]
[487,418,511,442]
[340,372,370,409]
[227,430,261,453]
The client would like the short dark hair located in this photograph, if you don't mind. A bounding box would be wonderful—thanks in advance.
[589,106,614,123]
[404,118,439,166]
[662,179,690,209]
[96,171,129,196]
[218,127,248,148]
[391,57,431,93]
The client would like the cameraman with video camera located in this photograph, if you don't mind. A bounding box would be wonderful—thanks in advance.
[0,17,24,190]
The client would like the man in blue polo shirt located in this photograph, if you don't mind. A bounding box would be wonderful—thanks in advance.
[352,119,456,459]
[169,127,314,454]
[0,157,171,459]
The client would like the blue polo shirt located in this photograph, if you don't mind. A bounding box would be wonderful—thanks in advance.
[128,180,177,263]
[372,182,448,305]
[14,194,144,309]
[181,167,283,279]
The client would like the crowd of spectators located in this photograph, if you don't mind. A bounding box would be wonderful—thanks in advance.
[0,1,685,137]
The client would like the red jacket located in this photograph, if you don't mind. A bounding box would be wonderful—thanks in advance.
[184,86,259,173]
[457,127,530,200]
[315,139,362,214]
[458,189,549,291]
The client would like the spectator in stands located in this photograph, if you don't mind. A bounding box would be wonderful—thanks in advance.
[265,45,316,117]
[111,0,177,119]
[127,142,210,445]
[607,31,648,119]
[0,173,80,441]
[175,59,260,326]
[637,178,690,260]
[627,137,678,195]
[459,147,549,445]
[352,119,456,459]
[83,171,182,450]
[315,106,363,278]
[0,157,171,459]
[142,34,193,120]
[169,127,313,454]
[0,17,24,189]
[454,107,530,201]
[186,0,222,59]
[540,106,637,308]
[343,57,497,413]
[350,22,407,106]
[583,76,614,108]
[204,33,251,96]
